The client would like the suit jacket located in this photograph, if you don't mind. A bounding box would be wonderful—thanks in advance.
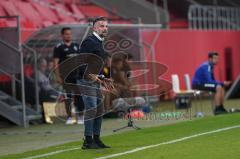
[80,34,107,96]
[80,34,107,59]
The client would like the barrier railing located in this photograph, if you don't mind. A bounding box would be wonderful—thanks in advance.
[22,44,40,113]
[0,15,27,127]
[188,5,240,30]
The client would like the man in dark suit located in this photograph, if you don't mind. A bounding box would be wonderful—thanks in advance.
[79,17,110,149]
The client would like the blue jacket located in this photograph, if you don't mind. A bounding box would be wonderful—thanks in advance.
[192,61,223,86]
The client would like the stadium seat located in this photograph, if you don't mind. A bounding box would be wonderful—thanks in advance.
[172,74,195,95]
[69,4,85,20]
[53,3,76,22]
[14,1,42,27]
[0,74,11,83]
[0,20,7,28]
[78,5,109,17]
[5,20,17,27]
[21,20,36,29]
[111,20,132,24]
[0,5,7,16]
[0,1,27,20]
[21,0,33,2]
[169,20,188,29]
[44,0,57,4]
[171,74,194,116]
[61,0,74,4]
[21,30,35,42]
[24,64,33,77]
[31,2,59,23]
[184,74,214,116]
[42,21,54,27]
[22,0,56,4]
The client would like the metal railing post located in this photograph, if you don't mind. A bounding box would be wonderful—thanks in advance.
[11,74,16,98]
[17,16,28,128]
[0,16,28,127]
[22,44,40,113]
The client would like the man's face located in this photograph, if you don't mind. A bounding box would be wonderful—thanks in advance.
[62,29,72,42]
[40,61,47,72]
[210,55,219,65]
[47,61,54,70]
[93,20,108,38]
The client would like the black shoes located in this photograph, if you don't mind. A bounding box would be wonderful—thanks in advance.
[82,136,111,150]
[82,140,101,150]
[94,138,111,148]
[214,105,228,115]
[220,106,228,112]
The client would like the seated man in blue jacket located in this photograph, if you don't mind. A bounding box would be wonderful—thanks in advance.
[192,52,231,115]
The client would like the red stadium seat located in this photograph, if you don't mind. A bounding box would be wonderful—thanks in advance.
[5,20,17,27]
[14,1,42,27]
[0,1,26,20]
[45,0,57,4]
[169,20,188,29]
[0,20,7,28]
[24,64,33,77]
[53,3,76,22]
[0,5,7,16]
[31,2,59,23]
[21,20,36,29]
[22,0,56,4]
[0,74,11,83]
[69,4,85,20]
[21,30,36,42]
[78,5,109,17]
[42,21,54,27]
[0,0,119,28]
[61,0,74,4]
[111,20,132,24]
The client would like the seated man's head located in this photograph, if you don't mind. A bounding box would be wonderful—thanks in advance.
[46,59,54,71]
[208,52,219,65]
[38,58,47,73]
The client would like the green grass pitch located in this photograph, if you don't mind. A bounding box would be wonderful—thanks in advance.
[1,113,240,159]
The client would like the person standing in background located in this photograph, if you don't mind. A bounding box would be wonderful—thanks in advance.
[53,27,84,125]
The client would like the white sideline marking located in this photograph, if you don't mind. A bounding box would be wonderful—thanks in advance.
[22,125,240,159]
[96,125,240,159]
[22,147,81,159]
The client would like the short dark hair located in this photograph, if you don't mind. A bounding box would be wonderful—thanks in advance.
[208,52,219,58]
[61,27,71,35]
[92,17,108,26]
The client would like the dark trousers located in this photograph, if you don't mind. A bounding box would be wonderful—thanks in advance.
[83,95,103,136]
[192,83,219,92]
[78,80,104,136]
[63,84,84,118]
[75,95,85,114]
